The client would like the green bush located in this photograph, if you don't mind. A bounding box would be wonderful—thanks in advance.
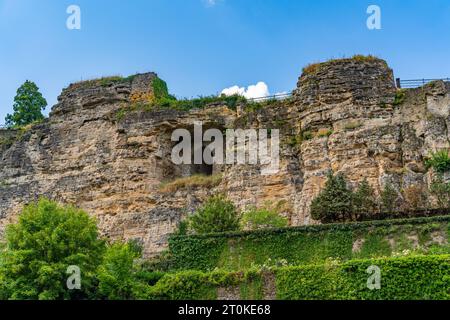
[425,150,450,174]
[168,215,450,271]
[0,199,105,300]
[352,179,377,219]
[276,255,450,300]
[189,195,240,235]
[310,172,353,222]
[380,183,399,214]
[430,176,450,208]
[146,255,450,300]
[97,242,151,300]
[393,89,406,106]
[151,77,170,100]
[0,198,161,300]
[241,207,288,230]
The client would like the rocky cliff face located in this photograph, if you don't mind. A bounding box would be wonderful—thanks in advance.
[1,58,449,256]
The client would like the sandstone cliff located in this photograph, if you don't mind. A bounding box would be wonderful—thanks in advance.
[1,58,449,256]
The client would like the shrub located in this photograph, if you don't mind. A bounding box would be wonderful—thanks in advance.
[430,176,450,208]
[310,172,353,222]
[301,131,314,141]
[393,89,406,106]
[352,179,377,219]
[168,215,450,271]
[151,77,170,100]
[241,207,288,230]
[97,242,151,300]
[189,195,240,234]
[0,199,105,300]
[425,150,450,174]
[147,255,450,300]
[380,183,398,214]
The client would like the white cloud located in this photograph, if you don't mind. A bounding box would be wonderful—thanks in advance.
[221,82,270,99]
[204,0,218,7]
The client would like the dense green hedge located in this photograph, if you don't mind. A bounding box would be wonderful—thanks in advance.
[148,255,450,300]
[168,216,450,271]
[277,254,450,300]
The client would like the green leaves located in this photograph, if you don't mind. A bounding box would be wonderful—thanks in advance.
[97,242,146,300]
[430,176,450,208]
[310,172,353,222]
[188,195,240,235]
[0,199,105,300]
[168,215,450,271]
[380,183,398,214]
[241,207,288,230]
[145,255,450,300]
[425,150,450,174]
[5,80,47,128]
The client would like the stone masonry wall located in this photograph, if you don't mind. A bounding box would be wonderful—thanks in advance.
[1,58,449,256]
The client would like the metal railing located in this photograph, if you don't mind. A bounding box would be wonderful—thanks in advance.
[247,92,293,102]
[397,78,450,89]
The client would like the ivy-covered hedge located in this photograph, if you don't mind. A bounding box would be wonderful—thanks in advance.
[148,255,450,300]
[168,216,450,271]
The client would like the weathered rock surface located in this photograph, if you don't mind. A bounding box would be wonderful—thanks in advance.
[1,58,449,256]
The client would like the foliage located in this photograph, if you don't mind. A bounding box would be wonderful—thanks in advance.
[310,172,354,222]
[240,207,288,230]
[151,77,170,100]
[159,174,222,193]
[188,195,240,235]
[97,242,151,300]
[168,215,450,271]
[425,150,450,174]
[393,89,406,106]
[301,131,314,141]
[146,255,450,300]
[302,55,381,75]
[430,176,450,208]
[5,81,47,128]
[276,255,450,300]
[352,179,377,219]
[155,94,246,112]
[380,183,398,214]
[0,199,105,300]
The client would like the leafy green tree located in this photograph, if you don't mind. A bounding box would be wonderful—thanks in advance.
[241,207,288,230]
[429,176,450,208]
[380,183,398,214]
[352,178,377,219]
[5,80,47,127]
[0,199,105,300]
[189,195,240,234]
[310,172,353,222]
[97,242,151,300]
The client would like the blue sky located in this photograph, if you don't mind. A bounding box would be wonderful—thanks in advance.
[1,0,450,124]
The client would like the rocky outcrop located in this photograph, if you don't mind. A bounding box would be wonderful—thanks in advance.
[1,58,449,256]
